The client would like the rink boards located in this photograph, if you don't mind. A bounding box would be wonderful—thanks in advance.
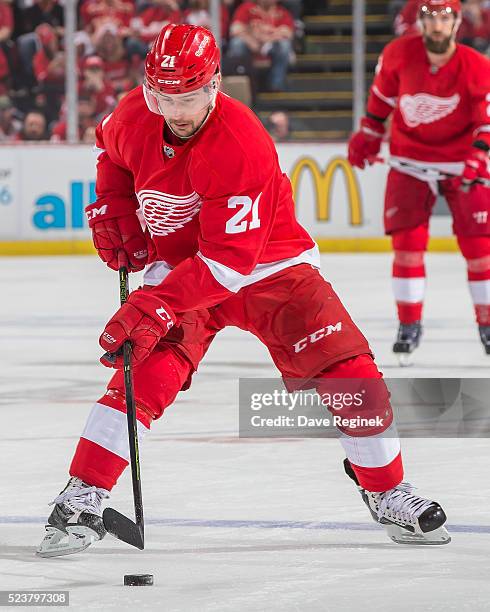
[0,143,457,255]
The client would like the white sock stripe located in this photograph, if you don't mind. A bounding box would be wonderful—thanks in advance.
[469,280,490,305]
[339,423,401,468]
[81,402,149,461]
[392,277,425,303]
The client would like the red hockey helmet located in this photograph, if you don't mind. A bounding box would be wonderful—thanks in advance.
[145,23,220,95]
[418,0,461,17]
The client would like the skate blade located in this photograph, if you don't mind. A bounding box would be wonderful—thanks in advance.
[36,525,99,558]
[386,524,451,545]
[397,353,413,367]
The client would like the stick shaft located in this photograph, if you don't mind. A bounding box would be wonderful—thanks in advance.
[119,266,144,529]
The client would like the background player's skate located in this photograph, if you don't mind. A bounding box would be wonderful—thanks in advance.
[393,321,423,366]
[37,477,109,558]
[478,325,490,354]
[344,459,450,545]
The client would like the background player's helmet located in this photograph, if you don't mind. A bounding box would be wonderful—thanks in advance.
[144,23,220,96]
[418,0,461,18]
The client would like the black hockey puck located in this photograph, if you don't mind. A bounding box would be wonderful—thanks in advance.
[124,574,154,586]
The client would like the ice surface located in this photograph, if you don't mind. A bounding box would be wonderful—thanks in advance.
[1,254,489,611]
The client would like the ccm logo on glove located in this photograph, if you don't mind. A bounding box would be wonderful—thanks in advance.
[86,205,108,221]
[85,200,149,272]
[155,306,174,329]
[99,290,176,368]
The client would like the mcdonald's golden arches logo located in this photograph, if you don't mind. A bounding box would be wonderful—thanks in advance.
[290,156,362,225]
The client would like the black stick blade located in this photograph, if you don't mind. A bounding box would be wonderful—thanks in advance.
[103,508,144,550]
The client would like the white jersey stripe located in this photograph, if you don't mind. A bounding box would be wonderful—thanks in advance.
[372,85,397,108]
[197,244,321,293]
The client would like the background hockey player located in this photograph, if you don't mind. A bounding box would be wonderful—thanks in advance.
[348,0,490,363]
[38,23,449,557]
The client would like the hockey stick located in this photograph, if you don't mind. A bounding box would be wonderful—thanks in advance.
[102,255,145,550]
[386,159,490,188]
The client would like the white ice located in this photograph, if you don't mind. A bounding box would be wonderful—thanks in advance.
[1,253,489,612]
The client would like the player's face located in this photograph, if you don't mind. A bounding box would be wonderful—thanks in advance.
[144,79,218,138]
[421,10,457,54]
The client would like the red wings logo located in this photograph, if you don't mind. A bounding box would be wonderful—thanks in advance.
[399,93,460,128]
[136,190,202,237]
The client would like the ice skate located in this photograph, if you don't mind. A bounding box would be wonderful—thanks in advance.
[478,325,490,354]
[393,321,422,366]
[344,459,450,545]
[37,477,109,558]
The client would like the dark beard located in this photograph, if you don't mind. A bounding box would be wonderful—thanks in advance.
[423,33,452,54]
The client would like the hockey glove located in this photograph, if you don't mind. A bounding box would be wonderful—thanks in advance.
[86,201,148,272]
[348,116,385,170]
[99,290,176,368]
[461,142,490,189]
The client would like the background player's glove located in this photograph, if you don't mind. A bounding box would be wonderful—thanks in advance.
[86,201,148,272]
[99,290,176,368]
[348,116,385,169]
[461,143,490,189]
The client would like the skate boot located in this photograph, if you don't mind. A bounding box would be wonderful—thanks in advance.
[478,325,490,354]
[37,477,109,558]
[344,459,450,545]
[393,321,422,366]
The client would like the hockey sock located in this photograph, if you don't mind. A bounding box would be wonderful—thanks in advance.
[69,347,192,490]
[69,392,150,491]
[316,354,403,492]
[457,235,490,325]
[391,225,429,324]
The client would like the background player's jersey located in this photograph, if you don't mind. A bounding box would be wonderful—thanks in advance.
[93,89,317,314]
[367,35,490,163]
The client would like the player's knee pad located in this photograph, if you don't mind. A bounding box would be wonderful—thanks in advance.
[392,224,429,252]
[457,235,490,280]
[315,354,393,437]
[103,346,193,422]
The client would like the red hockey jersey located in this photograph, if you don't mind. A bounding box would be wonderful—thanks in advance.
[93,88,317,315]
[368,35,490,162]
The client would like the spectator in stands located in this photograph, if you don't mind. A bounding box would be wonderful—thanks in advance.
[126,0,182,60]
[0,96,21,141]
[459,0,490,52]
[80,55,116,118]
[0,0,15,90]
[16,0,64,88]
[93,23,135,93]
[19,110,48,140]
[50,94,98,141]
[279,0,302,20]
[82,124,96,143]
[393,0,419,37]
[183,0,230,41]
[0,40,9,96]
[32,23,65,123]
[80,0,133,38]
[265,110,290,141]
[227,0,295,92]
[19,0,64,35]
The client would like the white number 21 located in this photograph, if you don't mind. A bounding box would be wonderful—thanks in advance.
[161,55,176,68]
[225,194,262,234]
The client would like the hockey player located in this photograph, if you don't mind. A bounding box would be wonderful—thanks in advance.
[38,24,449,557]
[348,0,490,363]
